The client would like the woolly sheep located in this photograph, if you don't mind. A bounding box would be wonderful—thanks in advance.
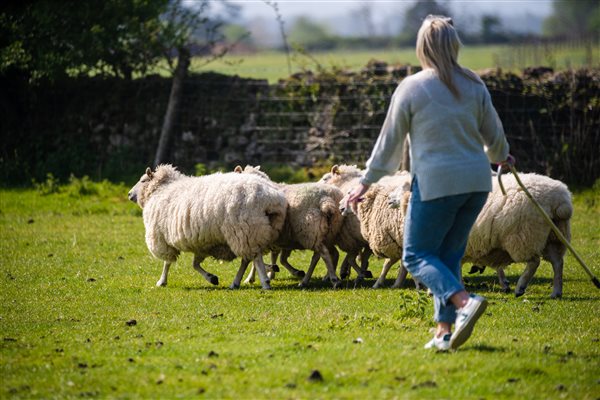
[339,174,414,289]
[235,165,344,288]
[388,172,572,298]
[128,165,287,289]
[319,165,373,281]
[321,165,412,283]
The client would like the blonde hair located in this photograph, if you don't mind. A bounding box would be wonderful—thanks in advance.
[416,15,481,98]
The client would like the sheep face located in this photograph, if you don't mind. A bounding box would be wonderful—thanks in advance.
[387,182,411,213]
[128,167,153,207]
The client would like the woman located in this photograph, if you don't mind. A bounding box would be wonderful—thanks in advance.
[346,15,514,351]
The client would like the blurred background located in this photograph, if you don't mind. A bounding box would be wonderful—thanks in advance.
[1,0,598,187]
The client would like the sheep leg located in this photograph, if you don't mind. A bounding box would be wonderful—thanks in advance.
[322,246,340,282]
[339,255,351,280]
[192,255,219,285]
[231,258,251,289]
[298,252,322,288]
[267,251,280,280]
[547,246,564,299]
[243,265,256,284]
[391,263,409,289]
[346,253,367,285]
[253,256,272,290]
[322,245,341,288]
[373,258,397,289]
[359,247,374,279]
[515,257,541,297]
[156,261,171,287]
[279,248,306,279]
[496,268,511,293]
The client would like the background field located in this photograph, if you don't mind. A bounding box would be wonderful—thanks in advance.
[1,180,599,399]
[186,43,599,82]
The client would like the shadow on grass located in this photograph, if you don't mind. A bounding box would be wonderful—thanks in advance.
[465,344,507,353]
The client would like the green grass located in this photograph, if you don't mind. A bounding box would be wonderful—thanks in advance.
[186,43,598,82]
[1,181,599,399]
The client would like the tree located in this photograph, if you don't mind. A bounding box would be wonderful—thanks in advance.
[398,0,451,46]
[0,0,170,80]
[0,0,237,81]
[480,15,505,43]
[542,0,600,39]
[288,16,336,50]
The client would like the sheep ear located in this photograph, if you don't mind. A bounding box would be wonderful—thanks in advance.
[145,167,154,179]
[234,165,243,173]
[255,165,261,171]
[332,165,339,175]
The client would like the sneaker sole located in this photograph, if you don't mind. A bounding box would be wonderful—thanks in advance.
[450,299,488,350]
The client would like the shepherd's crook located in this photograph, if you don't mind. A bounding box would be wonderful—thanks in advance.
[497,164,600,289]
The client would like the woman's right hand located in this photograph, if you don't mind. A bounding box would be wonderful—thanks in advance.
[498,154,515,171]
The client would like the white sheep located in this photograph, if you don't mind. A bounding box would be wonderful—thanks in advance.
[235,165,344,288]
[321,165,413,283]
[388,171,572,298]
[339,174,414,289]
[319,165,373,281]
[128,165,287,289]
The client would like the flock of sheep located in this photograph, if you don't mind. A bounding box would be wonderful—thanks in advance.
[127,163,572,298]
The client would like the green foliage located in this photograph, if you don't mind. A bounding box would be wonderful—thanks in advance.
[0,0,228,81]
[1,187,599,398]
[288,17,336,51]
[31,173,61,195]
[543,0,600,38]
[0,0,171,80]
[398,0,450,46]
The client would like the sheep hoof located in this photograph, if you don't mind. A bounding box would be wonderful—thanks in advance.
[298,282,308,289]
[209,275,219,285]
[269,264,280,273]
[340,271,350,280]
[550,292,562,299]
[502,286,512,294]
[294,270,306,279]
[261,285,272,290]
[363,271,374,279]
[331,279,342,289]
[514,289,525,298]
[229,283,240,290]
[156,280,167,287]
[372,283,383,289]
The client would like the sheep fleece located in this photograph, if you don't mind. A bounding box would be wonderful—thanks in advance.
[143,170,286,263]
[465,172,572,265]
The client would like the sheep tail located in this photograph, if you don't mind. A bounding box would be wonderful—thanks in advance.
[554,201,573,221]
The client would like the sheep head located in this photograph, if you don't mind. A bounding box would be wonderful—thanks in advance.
[128,164,182,208]
[234,165,271,181]
[319,164,362,186]
[387,181,411,215]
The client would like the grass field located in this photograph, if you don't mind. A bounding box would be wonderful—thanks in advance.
[186,43,599,82]
[1,177,599,399]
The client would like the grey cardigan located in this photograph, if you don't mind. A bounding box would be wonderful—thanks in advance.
[361,68,509,201]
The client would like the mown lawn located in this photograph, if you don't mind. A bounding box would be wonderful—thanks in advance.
[1,181,599,399]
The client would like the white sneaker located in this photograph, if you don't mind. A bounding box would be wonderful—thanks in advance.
[450,294,488,350]
[424,333,451,351]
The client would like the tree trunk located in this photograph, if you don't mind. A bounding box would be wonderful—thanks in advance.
[153,47,191,167]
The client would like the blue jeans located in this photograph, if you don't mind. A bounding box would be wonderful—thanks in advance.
[402,178,488,323]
